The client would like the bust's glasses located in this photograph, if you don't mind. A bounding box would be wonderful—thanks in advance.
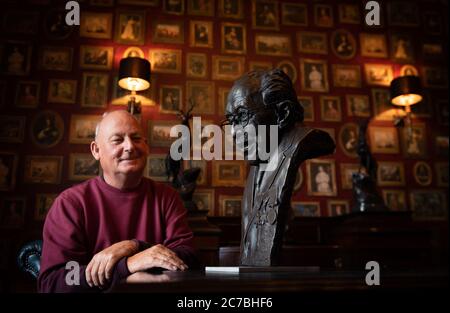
[220,107,266,129]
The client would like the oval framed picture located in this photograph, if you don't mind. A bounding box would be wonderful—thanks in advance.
[122,46,145,59]
[331,29,356,60]
[276,60,298,84]
[413,161,432,186]
[339,123,359,158]
[400,64,419,76]
[30,110,64,148]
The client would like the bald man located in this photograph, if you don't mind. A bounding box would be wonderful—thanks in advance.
[38,110,198,293]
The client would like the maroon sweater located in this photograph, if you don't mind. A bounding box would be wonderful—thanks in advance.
[38,176,199,293]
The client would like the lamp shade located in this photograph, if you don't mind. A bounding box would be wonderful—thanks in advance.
[390,75,422,107]
[118,57,151,92]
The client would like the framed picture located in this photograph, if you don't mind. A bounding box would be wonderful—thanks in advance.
[184,159,207,186]
[368,126,399,154]
[81,72,109,108]
[2,10,39,34]
[145,154,168,182]
[255,33,292,56]
[436,100,449,126]
[0,151,18,191]
[80,12,113,39]
[400,123,427,158]
[0,115,25,143]
[219,195,242,216]
[338,4,360,24]
[35,193,57,221]
[314,4,333,27]
[48,79,77,104]
[423,12,443,35]
[218,87,230,116]
[399,64,419,77]
[190,20,213,48]
[390,33,415,63]
[276,60,297,84]
[219,0,243,19]
[332,64,361,88]
[330,29,356,60]
[340,163,360,190]
[163,0,185,15]
[422,67,448,89]
[80,45,113,70]
[114,11,145,45]
[15,81,40,108]
[30,110,64,149]
[298,96,314,122]
[435,162,449,187]
[188,0,214,16]
[152,20,184,44]
[435,136,449,158]
[300,58,329,92]
[281,3,307,26]
[338,123,359,158]
[346,94,370,117]
[248,61,272,71]
[186,53,207,78]
[297,31,327,55]
[252,0,279,30]
[306,159,337,196]
[364,64,394,87]
[24,155,63,184]
[44,9,73,39]
[388,2,419,27]
[371,88,393,120]
[410,190,447,220]
[422,42,444,60]
[0,197,26,229]
[122,46,145,59]
[0,41,32,75]
[148,120,178,148]
[39,46,73,72]
[186,81,215,115]
[320,96,341,122]
[382,190,407,211]
[292,201,320,217]
[149,49,182,74]
[159,85,182,114]
[360,33,387,58]
[212,160,246,187]
[327,200,349,216]
[212,56,245,81]
[192,189,215,216]
[221,22,247,55]
[69,153,99,181]
[377,161,405,186]
[69,114,101,144]
[413,161,432,186]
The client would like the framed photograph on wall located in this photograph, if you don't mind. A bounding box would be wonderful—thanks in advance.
[69,114,101,144]
[15,81,40,108]
[364,64,394,87]
[68,153,99,181]
[377,161,405,186]
[297,31,327,55]
[291,201,321,217]
[306,159,337,197]
[145,154,168,182]
[186,53,207,78]
[346,94,370,117]
[435,136,448,158]
[435,162,449,187]
[255,33,292,56]
[159,85,182,114]
[371,88,393,120]
[388,2,419,27]
[276,60,297,84]
[80,45,113,70]
[212,160,246,187]
[0,197,26,229]
[327,200,349,216]
[2,10,39,34]
[0,116,26,143]
[212,56,245,81]
[35,193,57,221]
[81,72,109,108]
[320,96,341,122]
[314,4,333,27]
[368,126,399,154]
[47,79,77,104]
[300,58,329,92]
[30,110,64,149]
[248,61,272,71]
[390,33,415,63]
[219,195,242,217]
[219,0,243,19]
[422,42,444,60]
[192,189,215,216]
[422,67,448,89]
[399,64,419,77]
[152,20,184,44]
[148,120,178,148]
[190,20,213,48]
[186,81,215,115]
[44,9,73,39]
[221,22,246,55]
[24,155,63,184]
[188,0,214,16]
[184,159,207,186]
[252,0,279,30]
[413,161,432,186]
[162,0,184,15]
[360,33,387,58]
[330,29,356,60]
[281,3,307,26]
[122,46,145,59]
[400,123,427,158]
[338,4,360,24]
[114,11,145,45]
[338,123,359,158]
[80,12,113,39]
[39,46,72,72]
[0,151,18,191]
[410,190,447,220]
[298,96,314,122]
[382,190,407,211]
[332,64,361,88]
[340,163,359,190]
[149,49,182,74]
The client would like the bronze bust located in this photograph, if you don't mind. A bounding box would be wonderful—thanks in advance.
[225,69,335,266]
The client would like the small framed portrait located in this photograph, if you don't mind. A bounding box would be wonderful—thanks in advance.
[390,34,415,63]
[276,60,297,84]
[298,96,314,122]
[44,9,73,39]
[292,201,321,217]
[332,64,361,88]
[300,58,329,92]
[80,45,113,70]
[69,114,101,144]
[221,22,247,55]
[149,49,182,74]
[2,10,39,34]
[371,88,393,120]
[69,153,99,181]
[0,151,18,191]
[327,200,349,216]
[330,29,356,60]
[436,100,449,126]
[193,189,215,216]
[293,167,304,193]
[15,81,40,108]
[435,162,449,187]
[320,96,341,122]
[81,72,109,108]
[145,154,168,182]
[422,42,444,60]
[0,115,26,143]
[184,159,207,186]
[306,159,337,197]
[314,4,333,27]
[410,190,447,220]
[364,64,394,87]
[0,197,26,229]
[35,193,57,221]
[255,33,292,57]
[219,195,242,217]
[30,110,64,149]
[218,87,230,115]
[188,0,214,16]
[212,160,246,187]
[114,11,146,45]
[159,85,182,114]
[252,0,279,30]
[435,136,449,158]
[422,67,448,89]
[338,4,360,24]
[377,161,405,186]
[39,46,73,72]
[190,20,213,48]
[423,12,443,35]
[186,53,207,78]
[297,31,327,55]
[123,47,145,59]
[148,120,178,148]
[80,12,113,39]
[248,61,272,71]
[360,33,387,58]
[368,126,399,154]
[212,56,245,81]
[340,163,359,190]
[338,123,359,158]
[399,64,419,77]
[24,155,63,184]
[346,94,370,117]
[388,2,419,27]
[400,123,427,158]
[163,0,185,15]
[382,190,407,211]
[413,161,432,186]
[0,41,32,75]
[281,3,307,26]
[152,20,184,44]
[219,0,243,19]
[186,81,215,115]
[47,79,77,104]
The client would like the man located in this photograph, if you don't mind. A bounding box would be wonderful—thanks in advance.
[38,110,198,292]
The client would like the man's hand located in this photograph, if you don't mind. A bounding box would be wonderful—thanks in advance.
[126,244,188,274]
[85,240,139,288]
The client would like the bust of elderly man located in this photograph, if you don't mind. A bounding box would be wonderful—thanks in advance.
[38,110,198,292]
[225,69,335,266]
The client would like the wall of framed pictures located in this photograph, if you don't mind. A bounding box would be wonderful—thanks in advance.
[0,0,448,246]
